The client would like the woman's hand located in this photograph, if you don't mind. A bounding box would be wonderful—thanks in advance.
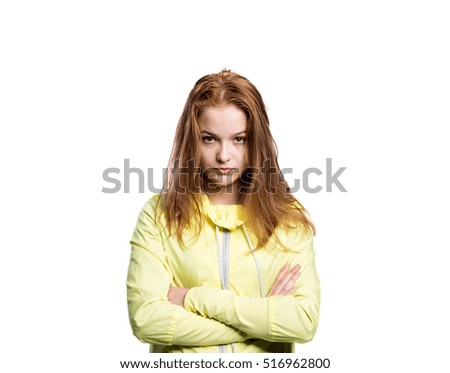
[167,263,300,305]
[267,263,301,296]
[167,287,189,307]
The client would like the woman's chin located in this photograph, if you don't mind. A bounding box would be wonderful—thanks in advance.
[203,176,240,190]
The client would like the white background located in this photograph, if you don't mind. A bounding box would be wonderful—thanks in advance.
[1,1,449,372]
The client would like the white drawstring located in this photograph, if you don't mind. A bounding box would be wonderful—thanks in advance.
[215,224,265,353]
[242,224,265,298]
[216,225,232,353]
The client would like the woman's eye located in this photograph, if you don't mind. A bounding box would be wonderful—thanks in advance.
[202,136,215,143]
[235,137,246,143]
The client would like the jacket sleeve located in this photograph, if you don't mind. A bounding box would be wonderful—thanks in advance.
[127,199,248,346]
[183,228,320,343]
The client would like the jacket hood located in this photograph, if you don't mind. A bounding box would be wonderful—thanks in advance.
[201,194,246,231]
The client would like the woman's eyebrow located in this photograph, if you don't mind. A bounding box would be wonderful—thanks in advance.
[200,130,247,136]
[200,130,215,135]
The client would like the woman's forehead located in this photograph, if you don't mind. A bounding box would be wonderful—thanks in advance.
[198,105,247,134]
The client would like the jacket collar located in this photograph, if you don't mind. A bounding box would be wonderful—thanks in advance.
[201,194,246,231]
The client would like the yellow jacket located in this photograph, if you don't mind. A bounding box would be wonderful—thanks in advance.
[127,194,320,353]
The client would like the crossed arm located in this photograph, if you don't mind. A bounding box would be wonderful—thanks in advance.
[127,244,316,347]
[168,263,301,305]
[166,263,318,343]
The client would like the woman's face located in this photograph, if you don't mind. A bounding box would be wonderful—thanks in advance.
[198,104,247,192]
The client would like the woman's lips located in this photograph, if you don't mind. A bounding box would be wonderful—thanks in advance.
[217,168,234,175]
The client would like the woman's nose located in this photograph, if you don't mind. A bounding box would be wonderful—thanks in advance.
[216,144,231,163]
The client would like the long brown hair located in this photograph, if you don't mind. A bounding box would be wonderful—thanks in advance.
[159,69,315,249]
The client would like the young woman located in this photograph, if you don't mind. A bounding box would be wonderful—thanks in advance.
[126,70,320,353]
